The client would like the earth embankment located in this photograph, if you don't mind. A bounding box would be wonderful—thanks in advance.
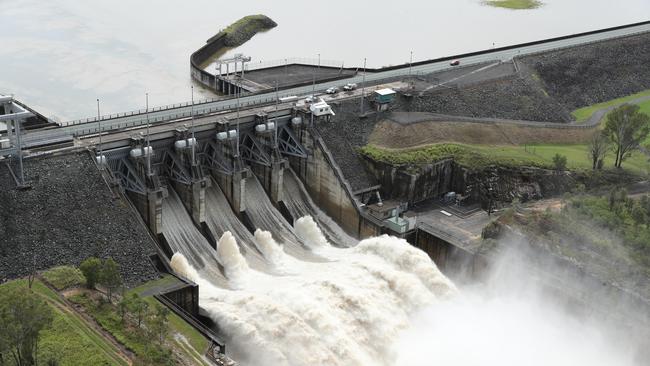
[520,32,650,111]
[369,113,594,149]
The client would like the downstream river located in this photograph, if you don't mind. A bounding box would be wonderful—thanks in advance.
[1,0,648,121]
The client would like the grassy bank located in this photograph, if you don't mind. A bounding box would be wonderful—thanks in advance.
[361,143,650,175]
[0,279,127,366]
[571,89,650,122]
[67,274,211,366]
[486,0,542,9]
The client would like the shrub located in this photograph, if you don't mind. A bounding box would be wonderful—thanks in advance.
[79,258,102,289]
[42,266,85,290]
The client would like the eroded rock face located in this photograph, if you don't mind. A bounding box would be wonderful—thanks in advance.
[0,152,160,286]
[361,156,576,207]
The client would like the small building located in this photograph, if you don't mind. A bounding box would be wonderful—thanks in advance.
[309,100,335,117]
[373,88,396,104]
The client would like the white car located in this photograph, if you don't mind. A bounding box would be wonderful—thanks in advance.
[343,83,357,91]
[325,87,339,94]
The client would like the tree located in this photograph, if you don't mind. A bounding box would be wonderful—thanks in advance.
[127,293,149,328]
[631,201,647,225]
[147,304,170,345]
[0,288,53,366]
[79,257,102,289]
[117,297,130,324]
[603,104,650,168]
[552,153,567,173]
[588,131,609,170]
[99,258,122,303]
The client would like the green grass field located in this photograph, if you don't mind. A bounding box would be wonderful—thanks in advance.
[639,98,650,118]
[486,0,542,9]
[571,89,650,122]
[0,279,127,366]
[361,142,650,175]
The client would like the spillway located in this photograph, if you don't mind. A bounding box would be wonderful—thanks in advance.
[162,187,228,286]
[204,180,273,273]
[282,169,357,247]
[171,232,457,366]
[243,175,322,261]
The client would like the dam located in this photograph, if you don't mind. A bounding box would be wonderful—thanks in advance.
[2,19,650,366]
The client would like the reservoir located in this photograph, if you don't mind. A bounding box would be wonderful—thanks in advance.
[1,0,648,120]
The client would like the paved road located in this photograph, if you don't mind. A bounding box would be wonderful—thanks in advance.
[19,22,650,148]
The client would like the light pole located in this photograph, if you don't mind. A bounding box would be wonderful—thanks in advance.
[96,98,102,162]
[409,51,413,76]
[312,53,319,96]
[15,118,25,186]
[235,79,240,159]
[274,80,279,149]
[215,63,219,94]
[145,93,151,176]
[190,85,196,165]
[360,57,366,114]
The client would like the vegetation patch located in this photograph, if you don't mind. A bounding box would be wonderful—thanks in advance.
[360,142,650,175]
[571,89,650,122]
[222,14,277,47]
[485,0,542,9]
[129,276,209,359]
[0,279,126,366]
[68,291,174,365]
[42,265,85,290]
[489,191,650,299]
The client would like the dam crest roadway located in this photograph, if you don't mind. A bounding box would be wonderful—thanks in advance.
[11,20,650,151]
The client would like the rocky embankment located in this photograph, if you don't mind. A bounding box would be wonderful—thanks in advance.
[520,32,650,111]
[0,152,160,286]
[315,100,379,192]
[403,76,572,123]
[222,15,277,47]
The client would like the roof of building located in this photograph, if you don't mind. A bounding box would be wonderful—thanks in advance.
[374,88,396,96]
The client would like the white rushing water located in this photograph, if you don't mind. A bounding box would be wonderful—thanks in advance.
[172,229,457,366]
[283,169,356,247]
[165,176,643,365]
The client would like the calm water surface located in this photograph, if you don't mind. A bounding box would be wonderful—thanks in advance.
[1,0,648,120]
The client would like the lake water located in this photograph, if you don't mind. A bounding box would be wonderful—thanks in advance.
[1,0,648,121]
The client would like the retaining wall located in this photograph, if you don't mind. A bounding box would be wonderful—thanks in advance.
[289,126,382,239]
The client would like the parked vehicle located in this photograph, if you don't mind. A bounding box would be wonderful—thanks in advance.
[343,83,357,91]
[325,87,339,94]
[449,59,461,66]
